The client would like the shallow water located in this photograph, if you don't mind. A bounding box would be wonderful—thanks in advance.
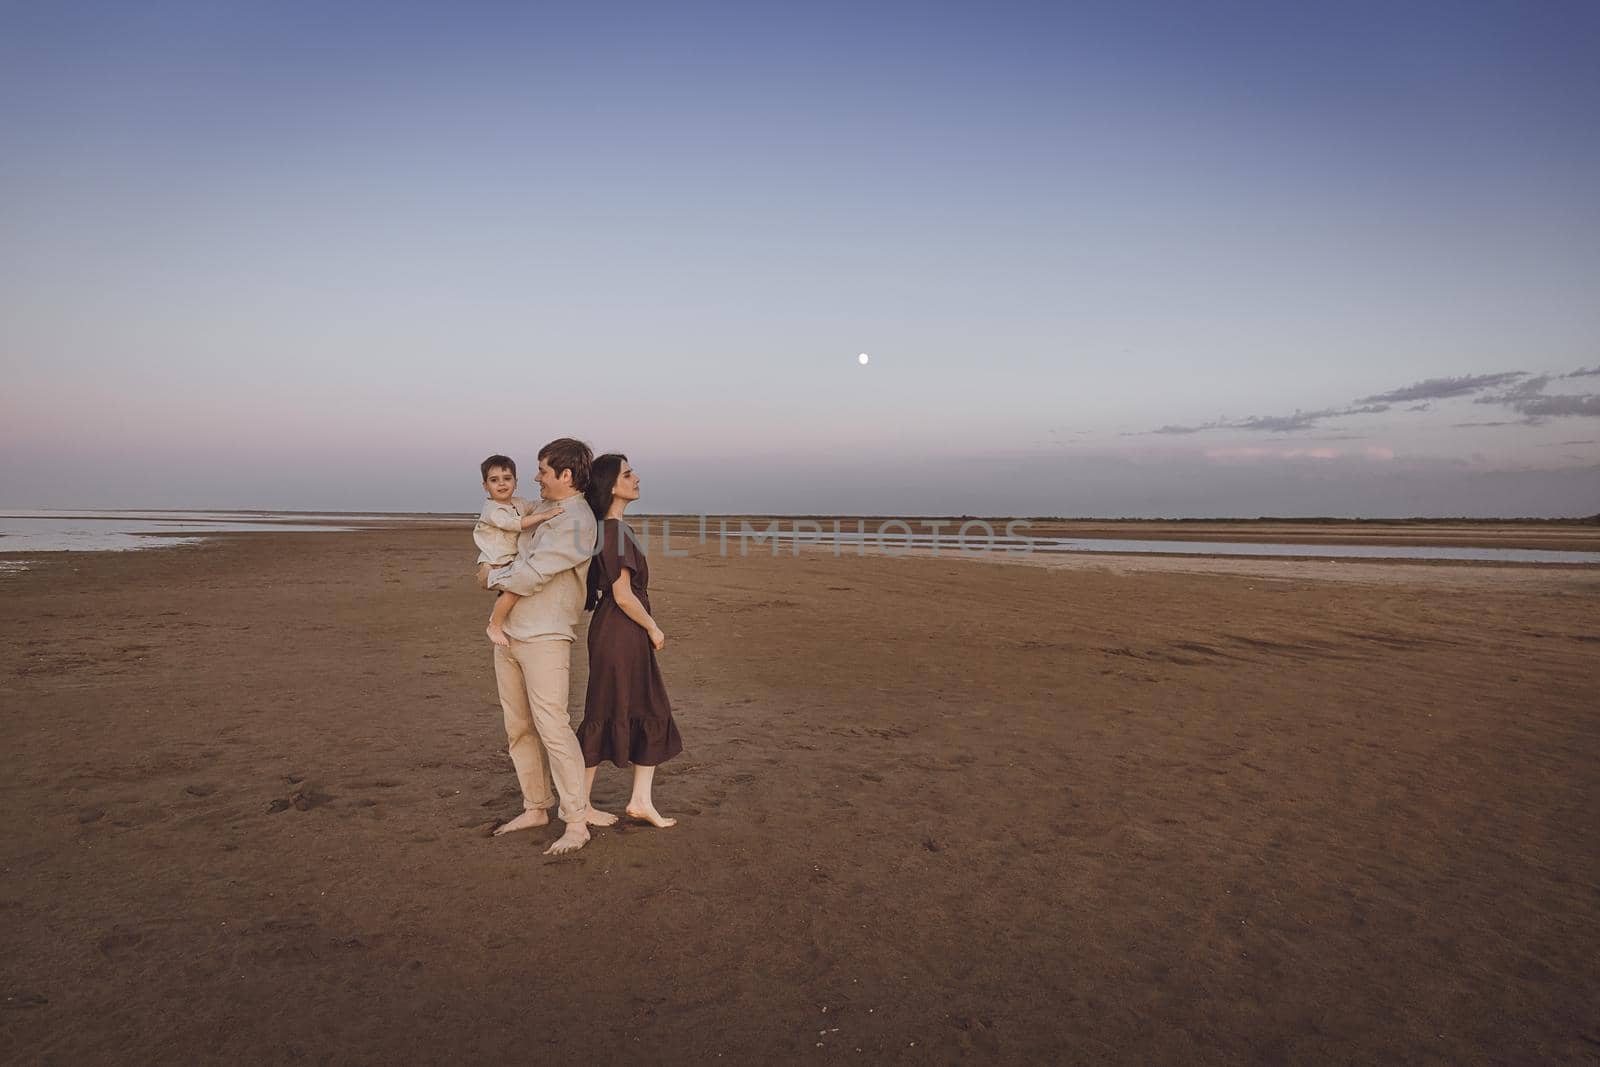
[5,512,1597,568]
[0,510,449,559]
[757,530,1600,565]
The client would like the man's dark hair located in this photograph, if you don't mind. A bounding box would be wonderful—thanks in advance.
[481,454,516,480]
[539,438,593,492]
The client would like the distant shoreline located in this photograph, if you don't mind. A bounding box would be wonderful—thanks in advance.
[5,510,1598,554]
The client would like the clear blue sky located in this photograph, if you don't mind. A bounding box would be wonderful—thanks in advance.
[3,0,1597,515]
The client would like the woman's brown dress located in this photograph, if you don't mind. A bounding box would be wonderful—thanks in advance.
[578,518,683,768]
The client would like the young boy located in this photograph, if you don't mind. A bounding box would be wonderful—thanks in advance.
[475,454,563,647]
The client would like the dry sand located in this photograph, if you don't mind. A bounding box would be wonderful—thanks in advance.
[2,526,1597,1062]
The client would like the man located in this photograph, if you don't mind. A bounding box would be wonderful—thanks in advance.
[482,437,614,855]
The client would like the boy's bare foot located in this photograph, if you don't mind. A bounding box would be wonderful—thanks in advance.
[543,822,590,855]
[585,808,618,827]
[492,809,549,836]
[625,804,677,828]
[486,621,510,647]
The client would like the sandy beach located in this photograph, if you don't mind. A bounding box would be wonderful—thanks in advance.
[2,524,1597,1063]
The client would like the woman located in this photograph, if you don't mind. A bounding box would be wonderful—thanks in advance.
[577,453,683,828]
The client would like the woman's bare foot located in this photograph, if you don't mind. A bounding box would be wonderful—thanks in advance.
[625,804,677,828]
[486,621,510,647]
[492,809,549,836]
[543,822,590,855]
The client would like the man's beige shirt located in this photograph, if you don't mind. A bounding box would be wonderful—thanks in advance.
[486,494,597,643]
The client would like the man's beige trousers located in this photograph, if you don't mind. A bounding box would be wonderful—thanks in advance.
[492,638,587,823]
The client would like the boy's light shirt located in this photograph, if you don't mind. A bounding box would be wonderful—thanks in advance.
[474,496,533,565]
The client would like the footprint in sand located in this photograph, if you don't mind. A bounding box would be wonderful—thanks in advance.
[290,786,334,811]
[97,927,148,957]
[266,784,335,813]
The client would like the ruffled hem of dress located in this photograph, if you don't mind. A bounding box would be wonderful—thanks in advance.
[577,715,682,769]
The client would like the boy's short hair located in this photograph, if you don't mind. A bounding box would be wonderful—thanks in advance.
[481,454,516,480]
[538,438,593,492]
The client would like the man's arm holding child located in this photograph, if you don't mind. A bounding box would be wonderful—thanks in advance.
[488,510,592,597]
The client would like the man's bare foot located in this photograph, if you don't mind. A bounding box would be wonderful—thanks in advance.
[543,822,590,855]
[625,804,677,828]
[492,809,549,836]
[486,621,510,647]
[585,808,618,827]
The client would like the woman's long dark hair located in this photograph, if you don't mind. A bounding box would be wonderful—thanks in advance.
[584,453,627,523]
[584,453,628,611]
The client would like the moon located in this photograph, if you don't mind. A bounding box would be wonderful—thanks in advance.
[858,352,870,366]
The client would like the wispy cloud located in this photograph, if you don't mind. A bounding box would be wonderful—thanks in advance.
[1143,403,1389,436]
[1234,404,1391,432]
[1473,373,1600,421]
[1503,394,1600,418]
[1357,372,1526,404]
[1474,374,1550,403]
[1134,365,1600,437]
